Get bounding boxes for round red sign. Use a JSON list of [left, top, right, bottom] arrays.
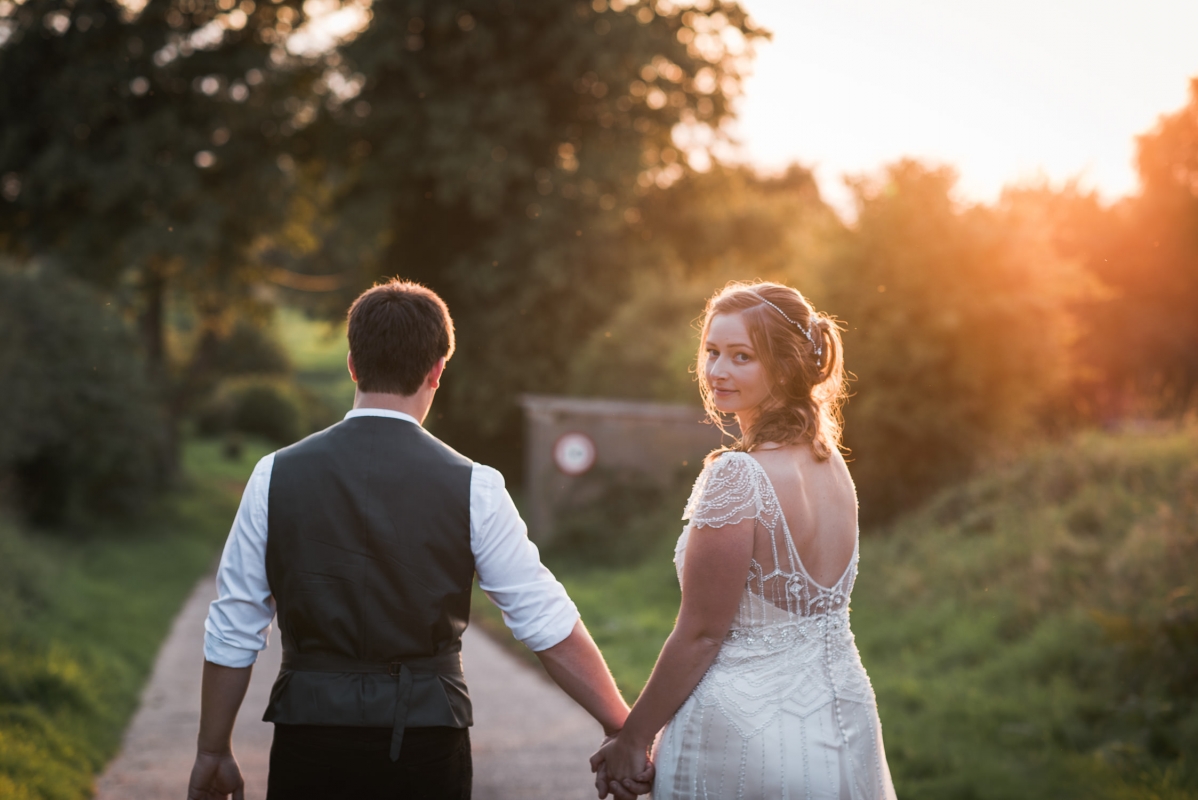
[[553, 432, 596, 476]]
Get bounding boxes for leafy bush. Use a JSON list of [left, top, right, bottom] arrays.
[[194, 377, 336, 447], [0, 265, 165, 524], [205, 320, 292, 378]]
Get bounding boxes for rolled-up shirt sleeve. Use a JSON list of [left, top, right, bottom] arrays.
[[203, 453, 277, 668], [471, 464, 579, 652]]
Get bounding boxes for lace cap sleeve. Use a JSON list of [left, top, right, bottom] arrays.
[[682, 452, 764, 529]]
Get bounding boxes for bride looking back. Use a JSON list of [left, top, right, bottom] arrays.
[[592, 281, 897, 800]]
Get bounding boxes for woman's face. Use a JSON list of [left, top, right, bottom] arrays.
[[703, 312, 770, 424]]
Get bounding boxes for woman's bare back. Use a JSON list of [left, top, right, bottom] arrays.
[[748, 444, 858, 588]]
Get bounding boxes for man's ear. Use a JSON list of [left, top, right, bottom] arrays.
[[347, 352, 358, 383], [427, 357, 446, 390]]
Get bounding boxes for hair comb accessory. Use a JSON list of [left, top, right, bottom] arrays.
[[759, 298, 823, 365]]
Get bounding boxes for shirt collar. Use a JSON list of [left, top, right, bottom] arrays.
[[344, 408, 421, 427]]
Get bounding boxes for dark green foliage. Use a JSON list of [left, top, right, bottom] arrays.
[[0, 0, 312, 380], [194, 376, 336, 446], [295, 0, 764, 467], [204, 320, 292, 378], [0, 265, 165, 524], [226, 381, 301, 446], [0, 438, 270, 799]]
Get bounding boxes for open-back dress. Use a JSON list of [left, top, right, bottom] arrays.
[[652, 451, 897, 800]]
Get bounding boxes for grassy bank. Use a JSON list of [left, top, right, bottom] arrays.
[[856, 428, 1197, 799], [0, 439, 270, 800], [500, 427, 1197, 800]]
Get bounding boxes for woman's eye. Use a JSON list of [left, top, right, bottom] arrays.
[[706, 349, 718, 359], [734, 353, 750, 362]]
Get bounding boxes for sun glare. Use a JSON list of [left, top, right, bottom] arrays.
[[734, 0, 1198, 214]]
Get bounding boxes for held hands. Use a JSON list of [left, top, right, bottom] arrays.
[[590, 732, 655, 800], [186, 750, 245, 800]]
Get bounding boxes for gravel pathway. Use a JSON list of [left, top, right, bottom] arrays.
[[94, 575, 605, 799]]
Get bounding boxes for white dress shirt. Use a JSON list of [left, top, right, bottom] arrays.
[[203, 408, 580, 668]]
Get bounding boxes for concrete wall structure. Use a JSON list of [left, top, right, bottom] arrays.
[[520, 394, 726, 544]]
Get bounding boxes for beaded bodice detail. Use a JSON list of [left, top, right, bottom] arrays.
[[675, 451, 876, 737]]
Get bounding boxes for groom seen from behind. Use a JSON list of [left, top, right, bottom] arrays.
[[186, 279, 649, 799]]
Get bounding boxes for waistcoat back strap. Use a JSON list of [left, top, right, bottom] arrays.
[[281, 650, 464, 761]]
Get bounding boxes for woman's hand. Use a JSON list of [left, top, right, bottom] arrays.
[[590, 732, 654, 799]]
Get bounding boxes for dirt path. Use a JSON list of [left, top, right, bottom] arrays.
[[94, 575, 605, 800]]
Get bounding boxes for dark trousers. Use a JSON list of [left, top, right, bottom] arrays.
[[266, 724, 471, 800]]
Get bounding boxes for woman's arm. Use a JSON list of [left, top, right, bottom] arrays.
[[591, 516, 755, 789]]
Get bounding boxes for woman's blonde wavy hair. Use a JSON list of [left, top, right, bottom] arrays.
[[698, 281, 848, 464]]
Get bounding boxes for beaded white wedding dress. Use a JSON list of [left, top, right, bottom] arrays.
[[652, 452, 897, 800]]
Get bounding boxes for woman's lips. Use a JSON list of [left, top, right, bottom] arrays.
[[712, 387, 737, 397]]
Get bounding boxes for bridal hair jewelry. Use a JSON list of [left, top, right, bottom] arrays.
[[759, 298, 823, 365]]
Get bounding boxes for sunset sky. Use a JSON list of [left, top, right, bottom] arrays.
[[732, 0, 1198, 213]]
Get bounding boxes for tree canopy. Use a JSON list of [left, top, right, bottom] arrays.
[[287, 0, 764, 459], [0, 0, 312, 367]]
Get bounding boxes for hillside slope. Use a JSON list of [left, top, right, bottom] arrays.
[[853, 427, 1198, 799]]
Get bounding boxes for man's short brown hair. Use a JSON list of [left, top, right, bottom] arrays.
[[346, 279, 455, 395]]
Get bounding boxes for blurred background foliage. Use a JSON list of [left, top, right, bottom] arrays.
[[3, 0, 1195, 524], [0, 263, 164, 525], [1, 0, 1198, 793]]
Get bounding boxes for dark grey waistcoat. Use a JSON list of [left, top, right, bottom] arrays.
[[262, 415, 475, 760]]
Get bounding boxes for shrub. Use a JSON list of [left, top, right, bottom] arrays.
[[206, 320, 292, 378], [194, 377, 336, 447], [0, 264, 165, 524]]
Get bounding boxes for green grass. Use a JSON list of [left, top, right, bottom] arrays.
[[854, 428, 1198, 799], [0, 438, 272, 800], [499, 427, 1198, 800]]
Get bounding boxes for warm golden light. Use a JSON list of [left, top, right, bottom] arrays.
[[734, 0, 1198, 213]]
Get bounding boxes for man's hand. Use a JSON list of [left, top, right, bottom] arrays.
[[191, 661, 252, 799], [186, 750, 245, 800]]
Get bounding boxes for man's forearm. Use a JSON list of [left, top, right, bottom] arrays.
[[534, 620, 630, 735], [197, 661, 253, 754]]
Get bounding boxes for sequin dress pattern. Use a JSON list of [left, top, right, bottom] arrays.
[[653, 452, 897, 800]]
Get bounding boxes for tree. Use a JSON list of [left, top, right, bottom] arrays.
[[1073, 78, 1198, 415], [823, 161, 1078, 523], [293, 0, 765, 467], [0, 0, 314, 433], [566, 163, 840, 404]]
